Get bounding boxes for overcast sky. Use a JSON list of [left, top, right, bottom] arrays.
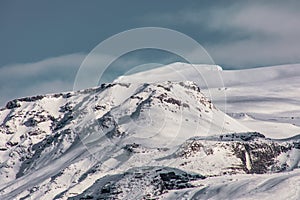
[[0, 0, 300, 106]]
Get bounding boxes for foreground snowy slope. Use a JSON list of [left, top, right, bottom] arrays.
[[0, 81, 247, 198], [0, 64, 299, 199]]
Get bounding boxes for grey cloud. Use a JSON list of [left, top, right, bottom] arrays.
[[207, 3, 300, 67], [0, 51, 181, 106], [142, 1, 300, 68], [0, 53, 85, 106]]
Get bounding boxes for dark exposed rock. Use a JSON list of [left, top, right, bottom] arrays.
[[18, 95, 45, 102], [157, 84, 171, 91], [94, 105, 106, 110], [293, 142, 300, 149], [130, 95, 143, 100], [59, 102, 73, 112], [69, 167, 205, 200], [164, 97, 182, 107], [159, 171, 202, 190], [16, 129, 75, 179], [63, 93, 72, 98], [219, 132, 266, 141], [79, 195, 94, 199], [123, 143, 140, 153], [53, 93, 63, 98], [232, 140, 292, 174], [179, 81, 201, 92], [156, 93, 167, 103], [239, 132, 265, 141], [6, 100, 21, 109], [52, 112, 74, 131], [24, 118, 37, 127], [178, 132, 299, 174], [28, 129, 45, 136], [100, 83, 116, 89], [101, 182, 111, 194], [6, 141, 18, 147], [118, 83, 131, 88]]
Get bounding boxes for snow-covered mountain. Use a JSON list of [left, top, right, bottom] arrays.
[[0, 63, 300, 199], [116, 62, 300, 138]]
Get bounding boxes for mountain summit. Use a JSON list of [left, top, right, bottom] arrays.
[[0, 80, 299, 199]]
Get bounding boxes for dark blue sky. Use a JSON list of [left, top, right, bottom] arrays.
[[0, 0, 300, 105], [1, 0, 299, 67], [1, 0, 207, 66]]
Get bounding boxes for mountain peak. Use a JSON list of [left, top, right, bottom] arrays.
[[0, 80, 299, 199]]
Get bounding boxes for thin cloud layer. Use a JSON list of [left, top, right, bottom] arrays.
[[0, 51, 181, 106], [143, 1, 300, 67], [0, 53, 85, 106]]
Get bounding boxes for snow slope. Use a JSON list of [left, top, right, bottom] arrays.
[[116, 62, 300, 138], [0, 63, 299, 199]]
